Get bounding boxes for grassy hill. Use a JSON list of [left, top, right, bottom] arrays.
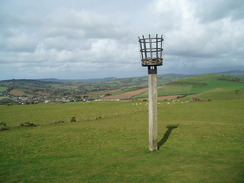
[[132, 74, 244, 101], [0, 102, 146, 128], [0, 100, 243, 182], [1, 71, 243, 182], [0, 76, 180, 104], [218, 70, 244, 77], [1, 71, 244, 103], [190, 88, 244, 101]]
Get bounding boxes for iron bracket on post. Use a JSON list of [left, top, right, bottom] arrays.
[[148, 66, 157, 74]]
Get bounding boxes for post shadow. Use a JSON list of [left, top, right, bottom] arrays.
[[157, 124, 179, 149]]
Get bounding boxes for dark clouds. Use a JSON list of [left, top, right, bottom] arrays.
[[150, 0, 244, 74], [0, 0, 244, 79]]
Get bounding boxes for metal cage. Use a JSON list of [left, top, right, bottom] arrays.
[[138, 34, 164, 67]]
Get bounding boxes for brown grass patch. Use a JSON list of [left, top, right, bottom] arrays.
[[101, 88, 148, 100], [9, 89, 26, 96]]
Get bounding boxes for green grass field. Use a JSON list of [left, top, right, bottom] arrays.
[[0, 86, 8, 93], [0, 102, 147, 127], [132, 74, 244, 100], [0, 100, 243, 182]]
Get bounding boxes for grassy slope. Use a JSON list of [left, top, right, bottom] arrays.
[[0, 102, 146, 127], [185, 88, 244, 101], [0, 76, 180, 98], [101, 76, 179, 96], [0, 100, 243, 183], [132, 74, 244, 100]]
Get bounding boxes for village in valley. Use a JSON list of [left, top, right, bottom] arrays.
[[0, 70, 243, 105]]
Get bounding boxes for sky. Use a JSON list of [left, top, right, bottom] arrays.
[[0, 0, 244, 80]]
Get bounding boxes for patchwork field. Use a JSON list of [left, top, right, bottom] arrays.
[[132, 74, 244, 100], [1, 73, 244, 104], [0, 100, 243, 182], [101, 87, 148, 100]]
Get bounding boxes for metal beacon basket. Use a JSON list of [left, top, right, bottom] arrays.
[[138, 34, 164, 67]]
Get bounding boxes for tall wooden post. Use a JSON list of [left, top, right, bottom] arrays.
[[138, 34, 164, 151], [148, 66, 158, 151]]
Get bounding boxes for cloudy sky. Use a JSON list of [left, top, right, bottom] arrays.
[[0, 0, 244, 80]]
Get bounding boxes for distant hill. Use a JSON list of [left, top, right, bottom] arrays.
[[158, 73, 192, 78], [1, 71, 243, 104], [38, 78, 59, 82], [77, 77, 117, 83], [217, 70, 244, 77], [35, 70, 243, 84]]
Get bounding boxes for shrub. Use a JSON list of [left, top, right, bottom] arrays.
[[0, 122, 9, 131], [19, 122, 37, 127], [96, 116, 102, 120], [55, 120, 64, 124], [71, 117, 76, 122]]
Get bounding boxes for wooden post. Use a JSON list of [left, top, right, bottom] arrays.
[[138, 34, 164, 151], [148, 66, 158, 151]]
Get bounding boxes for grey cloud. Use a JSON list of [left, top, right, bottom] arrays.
[[0, 32, 38, 52], [43, 9, 129, 40], [150, 0, 244, 72], [0, 0, 244, 80], [194, 0, 244, 23]]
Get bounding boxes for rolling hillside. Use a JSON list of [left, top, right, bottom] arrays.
[[0, 71, 244, 104], [0, 70, 243, 182], [131, 74, 244, 101]]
